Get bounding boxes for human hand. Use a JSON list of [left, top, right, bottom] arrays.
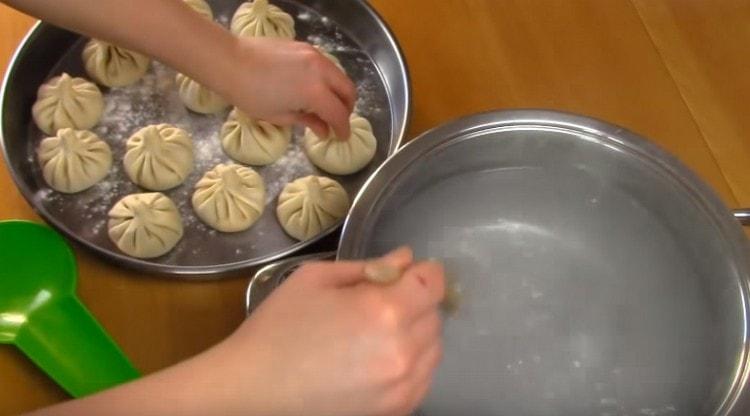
[[10, 0, 356, 139], [222, 247, 445, 416], [215, 36, 357, 139], [23, 247, 443, 416]]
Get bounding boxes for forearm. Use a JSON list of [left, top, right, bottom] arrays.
[[24, 337, 263, 416], [5, 0, 357, 153], [3, 0, 238, 95]]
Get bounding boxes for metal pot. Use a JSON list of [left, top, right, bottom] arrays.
[[248, 110, 750, 415]]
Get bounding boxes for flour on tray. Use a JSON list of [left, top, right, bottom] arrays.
[[28, 2, 390, 266]]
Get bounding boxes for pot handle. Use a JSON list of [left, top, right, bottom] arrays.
[[735, 209, 750, 226], [245, 252, 336, 315]]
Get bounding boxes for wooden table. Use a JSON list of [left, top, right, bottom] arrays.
[[1, 1, 748, 413]]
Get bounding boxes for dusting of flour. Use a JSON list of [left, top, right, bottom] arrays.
[[35, 60, 318, 237], [28, 1, 390, 267]]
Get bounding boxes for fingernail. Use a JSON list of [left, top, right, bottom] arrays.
[[391, 245, 412, 257], [381, 246, 411, 263], [364, 261, 401, 285]]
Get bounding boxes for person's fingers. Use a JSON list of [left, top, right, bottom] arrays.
[[412, 342, 443, 389], [240, 108, 297, 128], [308, 85, 351, 140], [301, 247, 414, 288], [294, 112, 329, 138], [363, 246, 413, 285], [404, 341, 443, 412], [298, 260, 366, 287], [380, 246, 414, 269], [406, 310, 442, 357], [387, 260, 446, 319], [324, 65, 357, 114]]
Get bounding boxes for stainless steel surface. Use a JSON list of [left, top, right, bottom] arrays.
[[0, 0, 410, 276], [245, 251, 334, 315], [735, 209, 750, 226], [243, 110, 750, 414], [338, 110, 750, 415]]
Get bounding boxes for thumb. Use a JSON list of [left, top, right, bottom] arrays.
[[364, 246, 414, 284], [309, 246, 414, 287]]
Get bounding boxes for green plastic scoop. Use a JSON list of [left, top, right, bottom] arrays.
[[0, 220, 139, 397]]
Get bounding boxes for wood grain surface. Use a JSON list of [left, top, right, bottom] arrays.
[[1, 1, 748, 413]]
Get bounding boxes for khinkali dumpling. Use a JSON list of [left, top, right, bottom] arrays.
[[230, 0, 295, 39], [192, 163, 266, 232], [124, 124, 194, 190], [37, 128, 112, 193], [175, 73, 228, 114], [277, 175, 349, 241], [220, 108, 291, 166], [183, 0, 213, 19], [108, 192, 183, 258], [32, 73, 103, 135], [303, 113, 377, 175], [82, 39, 150, 87]]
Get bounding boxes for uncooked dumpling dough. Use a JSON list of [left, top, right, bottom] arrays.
[[37, 128, 112, 193], [220, 108, 291, 166], [230, 0, 295, 39], [32, 73, 104, 135], [192, 163, 266, 232], [124, 124, 194, 190], [277, 175, 349, 241], [303, 113, 377, 175], [175, 73, 228, 114], [108, 192, 183, 258], [82, 39, 150, 87], [183, 0, 213, 19]]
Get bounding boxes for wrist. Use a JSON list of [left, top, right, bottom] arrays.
[[201, 35, 265, 110], [195, 31, 245, 97], [206, 326, 293, 415]]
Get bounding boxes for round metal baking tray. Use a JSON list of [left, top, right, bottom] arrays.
[[0, 0, 410, 276]]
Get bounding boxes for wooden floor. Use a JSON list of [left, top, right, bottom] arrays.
[[1, 1, 748, 413]]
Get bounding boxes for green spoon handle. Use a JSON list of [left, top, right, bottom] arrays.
[[14, 295, 140, 397]]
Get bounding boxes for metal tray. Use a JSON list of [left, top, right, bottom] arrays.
[[0, 0, 409, 277]]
